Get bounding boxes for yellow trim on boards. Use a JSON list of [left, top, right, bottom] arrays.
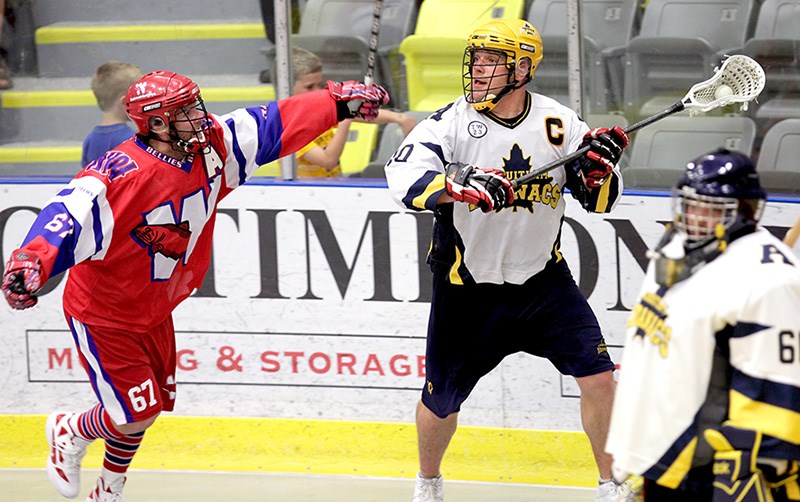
[[1, 87, 276, 109], [0, 415, 596, 487], [35, 24, 267, 45]]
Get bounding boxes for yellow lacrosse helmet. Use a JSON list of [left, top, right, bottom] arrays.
[[463, 19, 544, 111]]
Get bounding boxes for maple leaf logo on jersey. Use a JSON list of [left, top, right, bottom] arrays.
[[133, 221, 191, 260], [502, 144, 533, 174], [502, 144, 556, 214]]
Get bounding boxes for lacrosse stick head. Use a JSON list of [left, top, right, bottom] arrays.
[[682, 55, 765, 115]]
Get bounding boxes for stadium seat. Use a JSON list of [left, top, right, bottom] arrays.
[[585, 113, 630, 130], [253, 121, 379, 177], [413, 0, 526, 37], [339, 121, 380, 175], [755, 118, 800, 195], [357, 110, 431, 178], [400, 0, 526, 111], [622, 0, 757, 119], [622, 116, 757, 189], [264, 0, 419, 107], [585, 113, 631, 165], [526, 0, 641, 113], [742, 0, 800, 122]]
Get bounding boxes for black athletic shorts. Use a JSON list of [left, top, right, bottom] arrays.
[[421, 259, 615, 418]]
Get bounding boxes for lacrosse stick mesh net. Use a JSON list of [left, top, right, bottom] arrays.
[[685, 55, 765, 113]]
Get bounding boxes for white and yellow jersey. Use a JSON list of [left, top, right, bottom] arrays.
[[607, 228, 800, 488], [385, 93, 622, 285]]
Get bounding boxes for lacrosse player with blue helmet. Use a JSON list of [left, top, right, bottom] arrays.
[[607, 149, 800, 501]]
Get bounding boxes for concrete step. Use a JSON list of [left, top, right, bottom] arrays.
[[31, 0, 262, 26], [0, 122, 384, 179], [0, 141, 82, 177], [35, 22, 268, 77], [0, 75, 275, 143]]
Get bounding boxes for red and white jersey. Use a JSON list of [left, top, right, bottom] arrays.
[[19, 90, 338, 331]]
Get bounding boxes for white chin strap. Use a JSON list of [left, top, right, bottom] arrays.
[[177, 131, 209, 154]]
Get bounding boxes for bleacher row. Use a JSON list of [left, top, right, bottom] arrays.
[[0, 0, 798, 194]]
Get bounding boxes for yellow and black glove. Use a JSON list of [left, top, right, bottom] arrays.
[[704, 425, 772, 502]]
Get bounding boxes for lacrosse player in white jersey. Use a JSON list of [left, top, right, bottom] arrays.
[[384, 18, 632, 502], [607, 149, 800, 501]]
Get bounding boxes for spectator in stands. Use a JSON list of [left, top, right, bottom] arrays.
[[0, 0, 12, 89], [290, 46, 417, 177], [82, 61, 143, 166]]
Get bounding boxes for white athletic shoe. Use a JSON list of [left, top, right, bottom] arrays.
[[596, 477, 642, 502], [86, 476, 126, 502], [412, 472, 444, 502], [45, 411, 90, 498]]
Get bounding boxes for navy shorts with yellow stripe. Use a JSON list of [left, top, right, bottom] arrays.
[[421, 259, 615, 419]]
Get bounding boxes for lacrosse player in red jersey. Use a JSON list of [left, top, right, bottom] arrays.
[[607, 149, 800, 501], [384, 18, 632, 502], [2, 70, 388, 501]]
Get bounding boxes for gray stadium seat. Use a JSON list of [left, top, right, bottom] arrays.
[[622, 116, 757, 189], [756, 118, 800, 195], [526, 0, 641, 113], [742, 0, 800, 122], [585, 113, 630, 130], [264, 0, 418, 108], [623, 0, 757, 118], [357, 111, 430, 178]]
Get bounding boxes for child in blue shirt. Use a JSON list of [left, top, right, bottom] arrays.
[[81, 61, 143, 166]]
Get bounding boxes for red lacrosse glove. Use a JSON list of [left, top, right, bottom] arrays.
[[2, 248, 46, 310], [327, 80, 390, 121], [445, 162, 515, 213], [577, 126, 629, 188]]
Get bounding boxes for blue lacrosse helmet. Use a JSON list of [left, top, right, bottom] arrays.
[[673, 148, 766, 250]]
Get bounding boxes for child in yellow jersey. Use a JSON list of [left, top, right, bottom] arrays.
[[292, 47, 417, 177]]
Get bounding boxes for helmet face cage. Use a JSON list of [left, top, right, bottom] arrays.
[[673, 188, 740, 248], [462, 46, 518, 108], [126, 71, 212, 153], [463, 19, 543, 111], [167, 97, 213, 154], [672, 149, 766, 250]]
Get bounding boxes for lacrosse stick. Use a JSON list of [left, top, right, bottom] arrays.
[[347, 0, 384, 115], [784, 217, 800, 248], [511, 54, 766, 188]]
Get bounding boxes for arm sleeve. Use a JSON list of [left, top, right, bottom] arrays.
[[217, 89, 339, 188], [565, 168, 624, 213], [18, 175, 114, 279], [724, 269, 800, 457], [385, 119, 451, 212]]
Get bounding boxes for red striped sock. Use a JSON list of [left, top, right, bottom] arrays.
[[102, 431, 145, 474], [68, 403, 122, 441]]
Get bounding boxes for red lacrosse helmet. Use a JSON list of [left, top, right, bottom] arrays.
[[126, 71, 202, 136]]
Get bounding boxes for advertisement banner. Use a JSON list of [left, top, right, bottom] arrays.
[[1, 181, 797, 430]]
